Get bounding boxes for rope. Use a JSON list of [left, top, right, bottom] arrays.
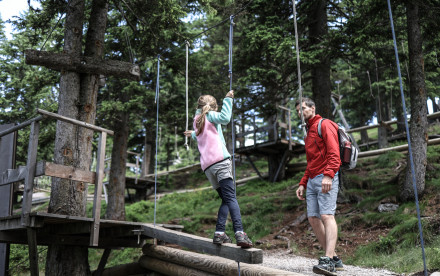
[[40, 0, 71, 51], [228, 15, 237, 190], [387, 1, 427, 275], [184, 41, 190, 150], [154, 54, 161, 227], [124, 25, 134, 63], [237, 261, 241, 276], [291, 0, 306, 137]]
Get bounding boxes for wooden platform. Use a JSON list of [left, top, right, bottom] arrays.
[[0, 212, 263, 264], [235, 139, 304, 156]]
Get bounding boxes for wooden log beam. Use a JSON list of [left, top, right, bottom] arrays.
[[358, 137, 440, 158], [141, 244, 304, 276], [139, 255, 219, 276], [25, 49, 140, 81], [141, 224, 263, 264], [347, 111, 440, 133]]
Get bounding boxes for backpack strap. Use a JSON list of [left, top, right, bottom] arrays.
[[317, 118, 326, 139]]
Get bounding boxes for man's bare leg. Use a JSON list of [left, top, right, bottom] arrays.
[[308, 216, 327, 252], [321, 214, 337, 257]]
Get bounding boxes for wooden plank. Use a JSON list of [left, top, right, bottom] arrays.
[[0, 231, 143, 248], [44, 162, 96, 184], [21, 121, 40, 227], [27, 228, 39, 276], [90, 132, 107, 246], [37, 109, 114, 135], [278, 122, 288, 129], [25, 49, 141, 81], [141, 224, 263, 264]]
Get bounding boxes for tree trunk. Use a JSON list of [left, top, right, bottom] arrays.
[[105, 90, 129, 220], [394, 91, 406, 134], [308, 0, 332, 119], [47, 0, 109, 274], [400, 1, 428, 201], [46, 0, 89, 274]]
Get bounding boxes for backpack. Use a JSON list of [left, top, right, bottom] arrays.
[[317, 119, 358, 170]]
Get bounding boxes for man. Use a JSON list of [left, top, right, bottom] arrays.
[[295, 97, 343, 276]]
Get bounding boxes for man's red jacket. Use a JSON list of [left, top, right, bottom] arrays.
[[299, 114, 341, 188]]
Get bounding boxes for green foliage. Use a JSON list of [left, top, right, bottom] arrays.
[[375, 151, 404, 168]]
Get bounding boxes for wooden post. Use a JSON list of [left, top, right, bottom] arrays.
[[26, 228, 38, 276], [94, 248, 111, 276], [21, 121, 40, 276], [90, 131, 107, 246], [22, 121, 40, 226]]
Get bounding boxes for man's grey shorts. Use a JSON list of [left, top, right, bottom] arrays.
[[306, 173, 339, 218], [205, 158, 233, 190]]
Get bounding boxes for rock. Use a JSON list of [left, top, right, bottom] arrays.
[[378, 203, 399, 213]]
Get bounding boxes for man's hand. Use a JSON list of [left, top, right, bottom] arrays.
[[296, 185, 305, 201], [183, 130, 193, 137], [226, 90, 234, 98], [322, 175, 333, 193]]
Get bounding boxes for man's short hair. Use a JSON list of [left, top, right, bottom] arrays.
[[295, 97, 315, 108]]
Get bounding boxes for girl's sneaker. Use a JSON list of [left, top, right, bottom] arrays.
[[235, 232, 253, 248], [213, 233, 232, 245]]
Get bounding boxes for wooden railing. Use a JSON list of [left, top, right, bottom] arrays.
[[234, 105, 295, 150], [0, 109, 113, 247]]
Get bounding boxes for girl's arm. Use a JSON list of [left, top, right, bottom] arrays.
[[207, 97, 233, 125]]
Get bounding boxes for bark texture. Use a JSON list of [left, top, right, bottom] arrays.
[[400, 1, 428, 201], [105, 90, 129, 220], [308, 0, 332, 119], [46, 0, 109, 274]]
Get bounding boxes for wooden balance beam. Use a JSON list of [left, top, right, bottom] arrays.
[[141, 224, 263, 264], [139, 244, 304, 276]]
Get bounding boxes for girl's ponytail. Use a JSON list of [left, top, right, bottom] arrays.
[[195, 95, 217, 136]]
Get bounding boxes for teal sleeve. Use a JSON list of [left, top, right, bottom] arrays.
[[206, 97, 233, 125], [191, 131, 197, 141]]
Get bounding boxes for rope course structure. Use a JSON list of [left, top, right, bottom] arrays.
[[149, 4, 254, 274]]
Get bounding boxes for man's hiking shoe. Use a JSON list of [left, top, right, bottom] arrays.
[[312, 256, 337, 276], [333, 256, 344, 271], [235, 232, 253, 248], [213, 233, 232, 245]]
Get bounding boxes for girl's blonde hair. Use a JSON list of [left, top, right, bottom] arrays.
[[195, 95, 218, 136]]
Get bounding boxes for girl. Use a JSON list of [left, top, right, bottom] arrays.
[[184, 90, 252, 248]]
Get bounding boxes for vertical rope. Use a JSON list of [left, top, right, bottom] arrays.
[[387, 2, 427, 275], [228, 15, 237, 190], [154, 54, 161, 227], [184, 41, 190, 150], [292, 0, 306, 136], [237, 261, 241, 276]]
